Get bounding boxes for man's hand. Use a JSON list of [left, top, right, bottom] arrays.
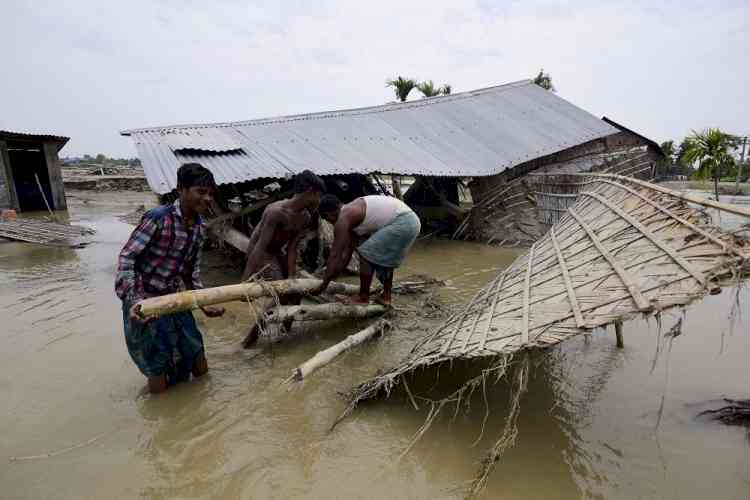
[[201, 305, 225, 318], [129, 303, 157, 323]]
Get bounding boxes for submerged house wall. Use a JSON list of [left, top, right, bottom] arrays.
[[467, 130, 664, 246]]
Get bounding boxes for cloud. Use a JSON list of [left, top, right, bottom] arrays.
[[1, 0, 748, 157]]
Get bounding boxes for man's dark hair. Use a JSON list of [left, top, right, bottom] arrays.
[[294, 169, 326, 194], [319, 194, 342, 213], [177, 163, 216, 190]]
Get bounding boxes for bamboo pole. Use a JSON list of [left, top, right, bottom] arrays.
[[596, 174, 750, 218], [614, 320, 624, 348], [289, 320, 390, 381], [266, 303, 387, 323], [136, 279, 361, 317], [521, 243, 535, 345], [568, 208, 652, 311]]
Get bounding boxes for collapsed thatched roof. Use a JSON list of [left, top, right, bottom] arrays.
[[342, 173, 750, 419]]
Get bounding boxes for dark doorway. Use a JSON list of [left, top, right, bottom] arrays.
[[9, 149, 55, 212]]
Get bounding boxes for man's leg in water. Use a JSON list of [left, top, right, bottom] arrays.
[[380, 272, 393, 305], [354, 256, 375, 304]]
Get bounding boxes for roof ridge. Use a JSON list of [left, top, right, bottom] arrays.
[[121, 79, 532, 135]]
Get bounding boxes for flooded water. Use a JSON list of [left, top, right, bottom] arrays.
[[1, 191, 749, 499]]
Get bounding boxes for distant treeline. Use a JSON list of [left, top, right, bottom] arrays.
[[62, 154, 141, 167]]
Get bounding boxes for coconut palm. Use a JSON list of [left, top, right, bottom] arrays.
[[386, 76, 418, 102], [417, 80, 452, 98], [682, 128, 738, 201], [533, 69, 555, 91]]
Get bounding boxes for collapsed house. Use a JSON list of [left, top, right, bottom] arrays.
[[0, 130, 69, 212], [121, 79, 663, 248]]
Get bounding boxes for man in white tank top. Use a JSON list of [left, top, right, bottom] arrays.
[[312, 194, 421, 305]]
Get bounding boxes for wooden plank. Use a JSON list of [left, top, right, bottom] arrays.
[[568, 208, 652, 311], [521, 243, 535, 344], [550, 226, 586, 328], [583, 191, 707, 287]]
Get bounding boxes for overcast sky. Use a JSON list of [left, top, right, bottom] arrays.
[[2, 0, 748, 157]]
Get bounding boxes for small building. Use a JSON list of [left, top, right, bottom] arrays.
[[0, 130, 69, 212]]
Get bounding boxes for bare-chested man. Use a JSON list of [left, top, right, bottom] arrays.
[[241, 170, 326, 347]]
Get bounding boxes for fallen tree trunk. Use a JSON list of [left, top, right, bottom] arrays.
[[290, 319, 390, 381], [266, 303, 387, 323], [136, 279, 361, 318]]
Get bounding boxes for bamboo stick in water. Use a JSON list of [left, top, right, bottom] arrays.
[[289, 320, 390, 381]]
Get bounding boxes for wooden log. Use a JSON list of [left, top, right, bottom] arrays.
[[207, 224, 250, 253], [205, 190, 292, 228], [266, 303, 387, 323], [290, 320, 390, 381], [136, 279, 361, 318]]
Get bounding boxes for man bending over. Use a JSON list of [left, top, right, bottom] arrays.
[[116, 163, 225, 394], [241, 169, 326, 347], [313, 194, 421, 305]]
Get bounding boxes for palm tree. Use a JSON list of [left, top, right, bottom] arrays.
[[386, 76, 418, 102], [533, 69, 555, 92], [682, 128, 737, 201], [417, 80, 452, 98]]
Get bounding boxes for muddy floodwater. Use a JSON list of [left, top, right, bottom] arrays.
[[2, 190, 749, 499]]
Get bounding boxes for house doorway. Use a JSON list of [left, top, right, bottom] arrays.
[[8, 148, 55, 212]]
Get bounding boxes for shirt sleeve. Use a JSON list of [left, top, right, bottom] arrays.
[[115, 216, 159, 303]]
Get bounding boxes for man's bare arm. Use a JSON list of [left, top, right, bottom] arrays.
[[242, 210, 279, 281], [313, 217, 353, 294]]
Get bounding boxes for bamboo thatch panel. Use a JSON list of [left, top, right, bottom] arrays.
[[345, 174, 750, 407], [0, 219, 94, 246]]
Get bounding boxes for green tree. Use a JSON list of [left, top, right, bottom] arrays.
[[95, 153, 107, 163], [657, 140, 675, 178], [417, 80, 452, 97], [682, 128, 737, 201], [386, 76, 418, 102], [533, 69, 555, 92]]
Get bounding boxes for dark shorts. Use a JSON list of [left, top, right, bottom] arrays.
[[122, 301, 205, 384]]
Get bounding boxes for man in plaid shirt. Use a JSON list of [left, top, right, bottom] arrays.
[[116, 163, 224, 394]]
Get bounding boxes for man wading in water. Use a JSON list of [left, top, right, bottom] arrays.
[[241, 170, 326, 348], [312, 194, 421, 305], [116, 163, 225, 394]]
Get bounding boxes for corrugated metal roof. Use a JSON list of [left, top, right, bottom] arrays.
[[121, 80, 619, 194], [0, 130, 69, 150]]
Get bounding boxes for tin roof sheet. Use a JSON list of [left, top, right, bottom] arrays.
[[121, 80, 619, 194]]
